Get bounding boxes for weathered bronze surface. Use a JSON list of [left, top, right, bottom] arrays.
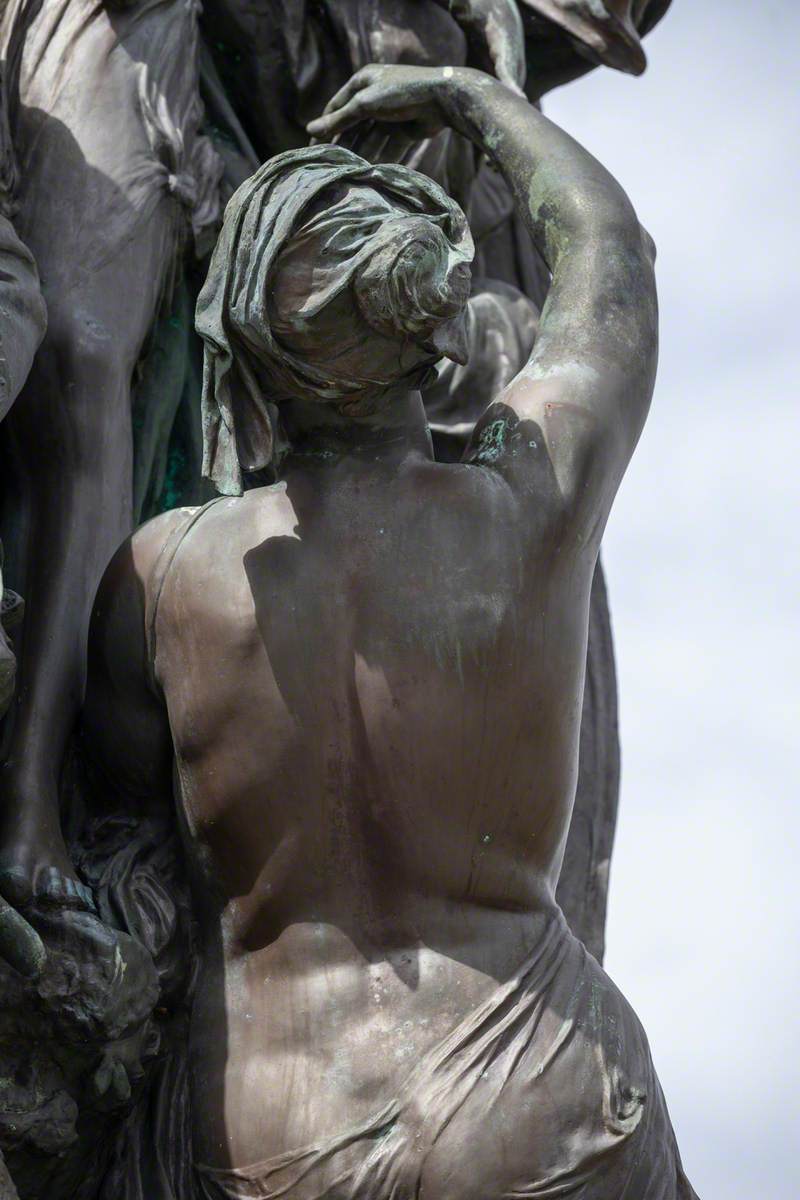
[[0, 3, 693, 1197], [88, 61, 690, 1200]]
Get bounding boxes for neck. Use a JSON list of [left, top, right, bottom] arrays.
[[281, 389, 433, 466]]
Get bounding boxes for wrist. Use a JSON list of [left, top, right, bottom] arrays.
[[441, 69, 505, 142]]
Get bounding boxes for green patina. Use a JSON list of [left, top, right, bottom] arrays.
[[473, 417, 508, 463], [161, 441, 189, 512]]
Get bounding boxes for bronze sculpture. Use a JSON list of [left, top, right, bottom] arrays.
[[0, 200, 45, 978], [0, 0, 667, 938], [77, 65, 695, 1196], [0, 205, 44, 714], [0, 0, 523, 915], [0, 0, 220, 911], [0, 4, 697, 1196]]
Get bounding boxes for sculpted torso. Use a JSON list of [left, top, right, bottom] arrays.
[[151, 453, 586, 1167], [83, 66, 695, 1198]]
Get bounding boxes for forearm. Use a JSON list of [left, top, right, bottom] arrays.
[[306, 62, 657, 538], [445, 73, 643, 270]]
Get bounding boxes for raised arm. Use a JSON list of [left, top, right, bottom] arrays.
[[308, 65, 657, 549]]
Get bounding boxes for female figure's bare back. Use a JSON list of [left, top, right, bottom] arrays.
[[136, 449, 593, 1155], [84, 66, 695, 1199]]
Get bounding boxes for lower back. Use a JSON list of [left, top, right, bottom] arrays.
[[189, 901, 557, 1171]]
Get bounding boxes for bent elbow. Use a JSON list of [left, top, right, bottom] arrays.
[[639, 223, 657, 265]]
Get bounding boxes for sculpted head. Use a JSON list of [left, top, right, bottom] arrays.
[[523, 0, 649, 74], [196, 146, 474, 495]]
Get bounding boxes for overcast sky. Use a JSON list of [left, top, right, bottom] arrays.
[[547, 4, 799, 1196]]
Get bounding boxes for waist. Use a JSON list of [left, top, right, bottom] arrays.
[[193, 906, 683, 1200], [189, 900, 561, 1167], [183, 810, 566, 957], [195, 879, 558, 974]]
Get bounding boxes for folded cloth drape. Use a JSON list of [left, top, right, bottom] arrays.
[[195, 145, 473, 495], [196, 910, 698, 1200]]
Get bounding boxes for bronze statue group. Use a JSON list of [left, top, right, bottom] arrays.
[[0, 3, 698, 1198]]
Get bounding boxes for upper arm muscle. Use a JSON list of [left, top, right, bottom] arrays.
[[466, 223, 657, 549]]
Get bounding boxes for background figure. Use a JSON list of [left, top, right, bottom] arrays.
[[0, 69, 166, 1195], [0, 206, 45, 716], [0, 89, 46, 1196], [0, 0, 221, 906], [0, 201, 47, 981], [0, 72, 47, 960]]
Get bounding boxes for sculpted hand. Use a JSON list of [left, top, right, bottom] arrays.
[[0, 887, 46, 978], [307, 64, 486, 143], [432, 0, 525, 94]]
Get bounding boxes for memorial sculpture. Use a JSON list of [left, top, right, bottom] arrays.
[[0, 0, 220, 914], [0, 146, 45, 965], [82, 63, 695, 1197], [0, 3, 694, 1198], [0, 209, 44, 725], [0, 0, 668, 943]]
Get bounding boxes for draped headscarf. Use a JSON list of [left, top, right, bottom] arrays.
[[196, 145, 474, 495]]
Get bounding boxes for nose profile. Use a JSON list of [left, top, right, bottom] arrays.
[[522, 0, 648, 76], [431, 311, 470, 367]]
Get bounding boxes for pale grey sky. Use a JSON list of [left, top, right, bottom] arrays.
[[548, 4, 800, 1196]]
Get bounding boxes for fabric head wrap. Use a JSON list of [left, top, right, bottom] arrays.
[[196, 145, 474, 495]]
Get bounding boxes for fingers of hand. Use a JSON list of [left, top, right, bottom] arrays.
[[308, 90, 376, 139], [0, 894, 46, 979], [322, 66, 381, 117]]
